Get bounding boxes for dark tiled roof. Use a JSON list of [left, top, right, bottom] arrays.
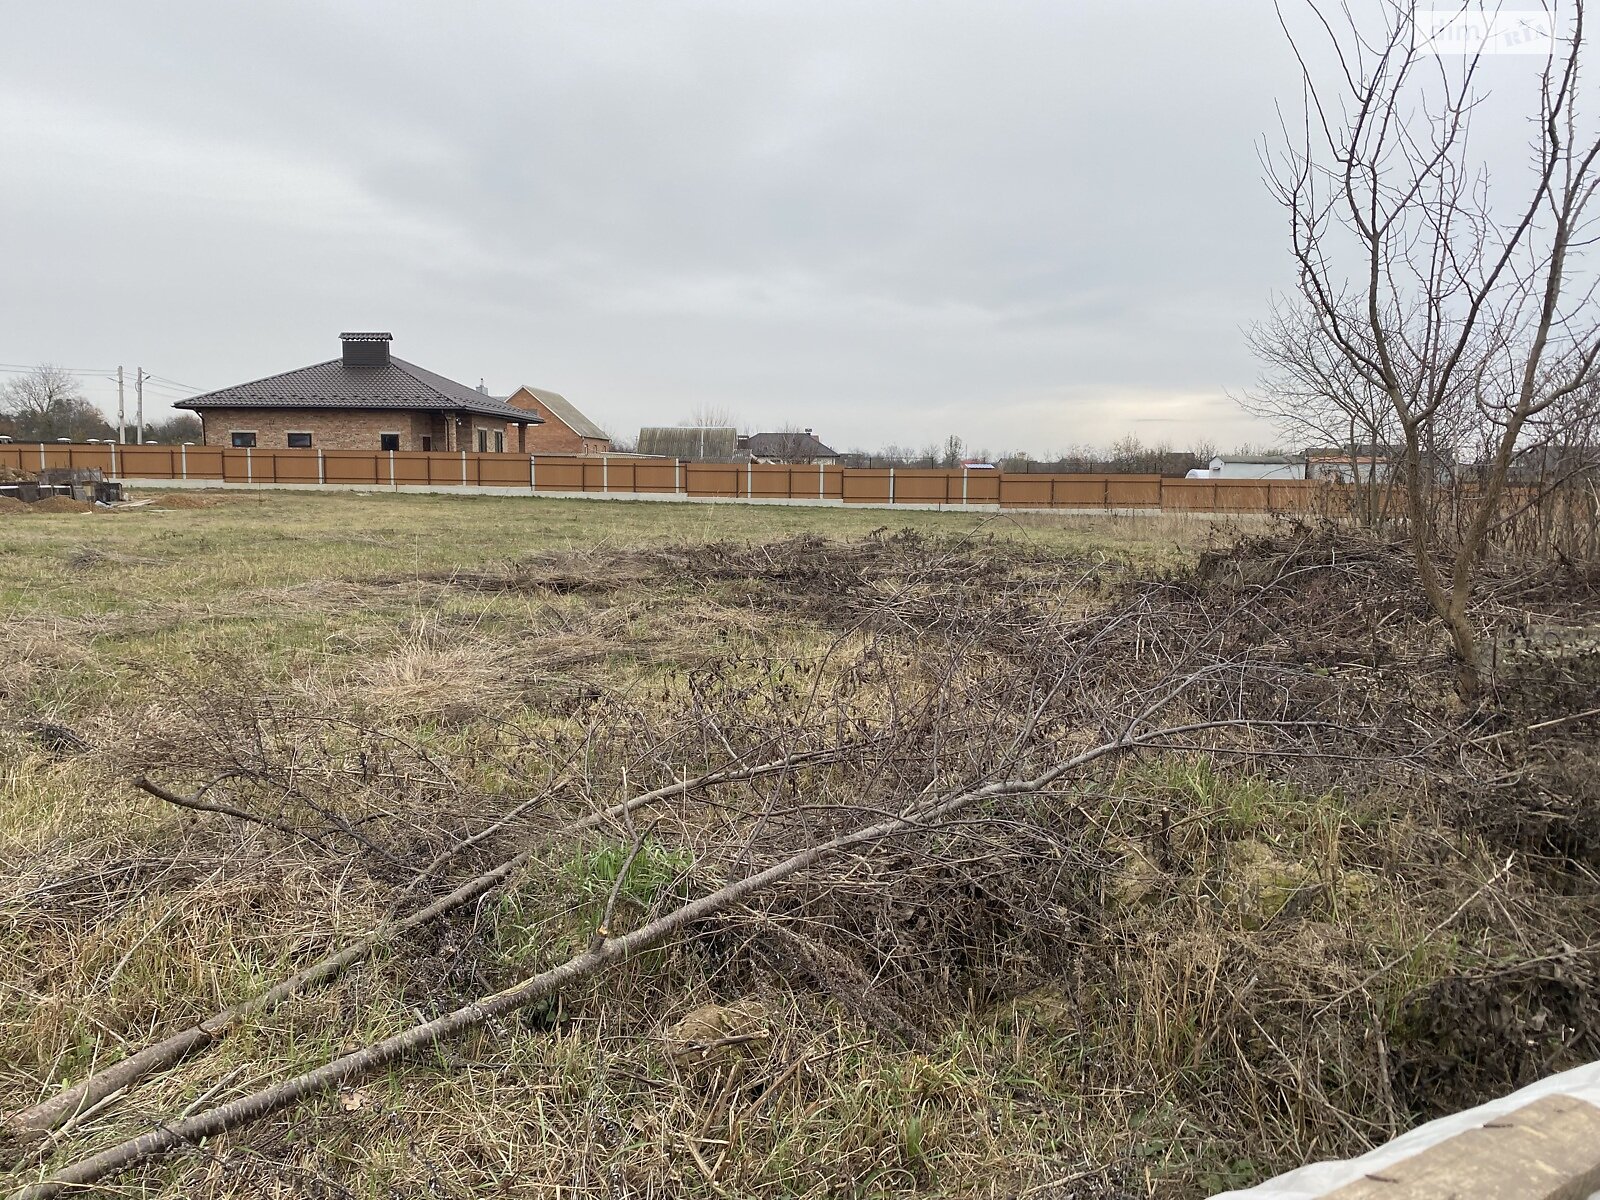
[[744, 431, 837, 459], [176, 357, 541, 424], [508, 386, 609, 440]]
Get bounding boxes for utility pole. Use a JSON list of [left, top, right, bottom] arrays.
[[135, 368, 145, 444], [117, 366, 125, 444]]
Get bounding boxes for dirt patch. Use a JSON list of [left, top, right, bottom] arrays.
[[0, 496, 29, 514], [28, 496, 95, 514], [147, 492, 227, 509]]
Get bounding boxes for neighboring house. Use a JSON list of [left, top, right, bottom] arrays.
[[637, 427, 741, 461], [1304, 444, 1402, 483], [502, 386, 610, 454], [738, 429, 838, 465], [1505, 444, 1600, 484], [1305, 443, 1463, 483], [176, 332, 541, 453], [1190, 455, 1308, 481]]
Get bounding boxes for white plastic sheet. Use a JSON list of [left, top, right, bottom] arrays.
[[1210, 1059, 1600, 1199]]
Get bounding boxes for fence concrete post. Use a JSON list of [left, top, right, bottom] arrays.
[[460, 450, 467, 487], [962, 468, 968, 505], [603, 455, 609, 493], [39, 443, 46, 471], [246, 447, 253, 484], [389, 449, 396, 489], [530, 455, 536, 491], [675, 460, 682, 495], [888, 468, 895, 504], [318, 449, 325, 485], [746, 460, 753, 498], [819, 461, 825, 500], [180, 443, 188, 480], [109, 441, 117, 479]]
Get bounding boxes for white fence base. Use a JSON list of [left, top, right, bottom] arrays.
[[109, 477, 1248, 518]]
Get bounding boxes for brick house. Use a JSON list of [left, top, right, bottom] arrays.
[[176, 333, 541, 453], [502, 386, 610, 454]]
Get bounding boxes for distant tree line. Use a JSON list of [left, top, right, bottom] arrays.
[[836, 435, 1280, 475], [0, 364, 201, 443]]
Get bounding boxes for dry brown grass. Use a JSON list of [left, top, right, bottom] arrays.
[[1, 498, 1596, 1198]]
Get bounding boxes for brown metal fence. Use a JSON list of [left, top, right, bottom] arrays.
[[0, 443, 1339, 513]]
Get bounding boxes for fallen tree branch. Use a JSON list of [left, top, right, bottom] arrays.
[[3, 742, 872, 1146], [133, 775, 307, 845], [7, 717, 1299, 1200]]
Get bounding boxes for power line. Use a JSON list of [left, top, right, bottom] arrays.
[[147, 374, 203, 392]]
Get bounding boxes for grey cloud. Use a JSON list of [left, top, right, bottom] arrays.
[[1, 0, 1317, 452]]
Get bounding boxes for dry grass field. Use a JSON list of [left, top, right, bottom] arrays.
[[2, 491, 1596, 1198]]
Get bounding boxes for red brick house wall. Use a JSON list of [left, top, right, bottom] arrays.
[[193, 409, 519, 453], [503, 389, 610, 455]]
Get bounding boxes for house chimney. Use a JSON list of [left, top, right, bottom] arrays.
[[477, 379, 488, 395], [340, 331, 392, 366]]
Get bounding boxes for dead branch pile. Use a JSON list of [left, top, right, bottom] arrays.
[[3, 525, 1597, 1197]]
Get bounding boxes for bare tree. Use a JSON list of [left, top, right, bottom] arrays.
[[0, 365, 111, 442], [1269, 0, 1600, 693], [683, 403, 739, 430]]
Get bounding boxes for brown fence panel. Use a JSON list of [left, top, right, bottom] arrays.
[[182, 446, 224, 480], [611, 459, 640, 492], [65, 445, 117, 474], [320, 451, 381, 486], [882, 469, 948, 504], [841, 469, 891, 504], [634, 460, 679, 493], [999, 475, 1054, 507], [532, 456, 584, 491], [687, 462, 740, 498], [956, 470, 999, 503], [257, 450, 319, 484], [1267, 481, 1312, 513], [474, 453, 526, 487], [0, 442, 1410, 516], [1105, 476, 1162, 507], [389, 452, 431, 486], [1211, 481, 1271, 511], [128, 446, 182, 480], [745, 464, 790, 498], [1159, 480, 1217, 511]]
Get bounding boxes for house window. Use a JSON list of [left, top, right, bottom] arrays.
[[421, 436, 433, 452], [230, 431, 257, 449], [286, 432, 313, 448], [493, 430, 505, 453], [476, 429, 489, 453], [380, 433, 401, 451]]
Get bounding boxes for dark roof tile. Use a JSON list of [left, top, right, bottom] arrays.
[[176, 357, 540, 424]]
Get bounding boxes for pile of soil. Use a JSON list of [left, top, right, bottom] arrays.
[[150, 492, 223, 509], [0, 465, 35, 483], [0, 496, 29, 514], [29, 496, 95, 514]]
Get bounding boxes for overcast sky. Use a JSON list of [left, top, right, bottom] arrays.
[[0, 2, 1544, 455]]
